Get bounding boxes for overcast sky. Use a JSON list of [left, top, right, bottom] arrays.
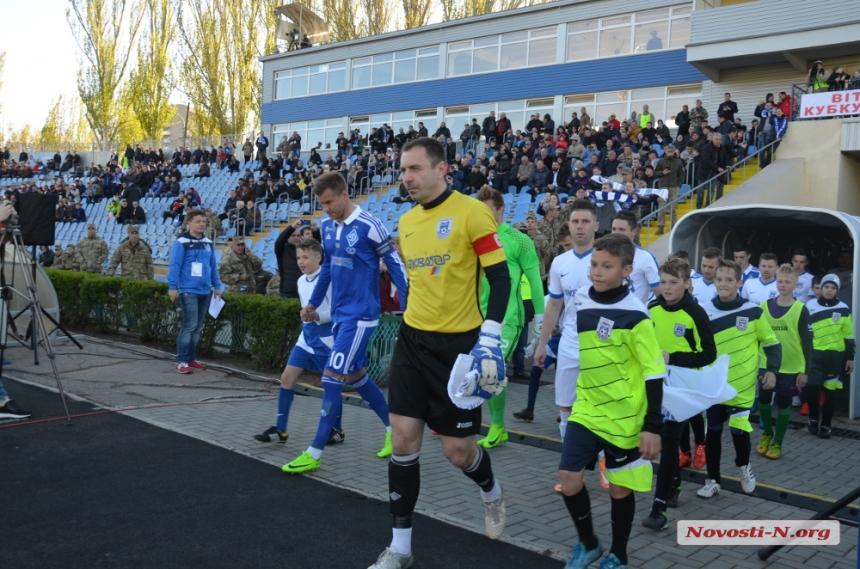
[[1, 0, 81, 135]]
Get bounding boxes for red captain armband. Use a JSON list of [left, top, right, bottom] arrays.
[[473, 232, 503, 257]]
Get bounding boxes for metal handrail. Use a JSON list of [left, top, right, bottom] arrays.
[[636, 138, 781, 230]]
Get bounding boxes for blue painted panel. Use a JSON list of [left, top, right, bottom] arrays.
[[262, 50, 706, 125]]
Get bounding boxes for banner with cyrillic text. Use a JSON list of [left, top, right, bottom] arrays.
[[798, 90, 860, 119]]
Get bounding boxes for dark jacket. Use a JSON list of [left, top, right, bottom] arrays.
[[648, 292, 717, 369], [698, 142, 733, 181], [718, 100, 738, 121], [274, 226, 321, 295], [481, 116, 497, 139]]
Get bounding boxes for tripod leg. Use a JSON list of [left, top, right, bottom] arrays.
[[38, 306, 84, 350]]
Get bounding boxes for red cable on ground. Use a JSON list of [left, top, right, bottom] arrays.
[[0, 396, 277, 429]]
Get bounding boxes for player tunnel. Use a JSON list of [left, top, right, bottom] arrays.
[[668, 205, 860, 420]]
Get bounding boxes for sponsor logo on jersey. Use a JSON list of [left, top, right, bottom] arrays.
[[769, 290, 778, 298], [833, 312, 841, 322], [437, 218, 453, 239], [736, 316, 749, 331], [346, 247, 356, 255], [346, 229, 359, 247], [408, 254, 451, 269], [597, 316, 614, 341], [674, 323, 686, 337], [333, 257, 354, 269], [430, 265, 442, 275]]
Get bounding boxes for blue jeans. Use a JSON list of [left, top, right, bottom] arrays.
[[0, 378, 8, 401], [176, 292, 211, 363]]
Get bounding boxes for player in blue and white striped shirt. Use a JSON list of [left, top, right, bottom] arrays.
[[284, 172, 408, 474]]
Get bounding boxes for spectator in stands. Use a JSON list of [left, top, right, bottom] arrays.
[[242, 138, 254, 163], [289, 131, 302, 157], [776, 92, 792, 118], [690, 99, 709, 132], [227, 154, 240, 173], [526, 159, 551, 197], [194, 161, 210, 178], [718, 93, 738, 121], [646, 29, 663, 50], [129, 201, 146, 224], [72, 202, 87, 223], [696, 133, 733, 209], [465, 164, 486, 193], [850, 70, 860, 90], [39, 245, 55, 267], [274, 219, 321, 299], [654, 145, 686, 235], [482, 111, 497, 142], [809, 60, 828, 92], [761, 108, 788, 168], [245, 201, 262, 233], [602, 150, 620, 177], [826, 65, 850, 91], [512, 155, 534, 191], [229, 200, 247, 235], [256, 131, 269, 160], [77, 223, 109, 274]]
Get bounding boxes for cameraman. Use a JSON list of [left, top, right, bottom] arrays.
[[0, 202, 32, 419]]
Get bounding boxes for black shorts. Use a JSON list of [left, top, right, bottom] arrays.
[[808, 351, 843, 386], [388, 322, 481, 438]]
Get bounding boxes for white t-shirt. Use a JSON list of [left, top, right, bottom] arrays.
[[741, 276, 778, 304], [548, 247, 593, 340], [742, 264, 760, 283], [691, 275, 717, 304], [794, 271, 814, 301], [629, 245, 660, 305]]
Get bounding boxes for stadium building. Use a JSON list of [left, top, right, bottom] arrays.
[[260, 0, 860, 152]]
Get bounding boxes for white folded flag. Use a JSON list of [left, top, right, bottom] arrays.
[[661, 355, 736, 422], [590, 175, 669, 201]]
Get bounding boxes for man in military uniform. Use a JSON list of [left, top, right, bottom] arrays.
[[536, 202, 564, 258], [524, 213, 552, 283], [55, 244, 81, 271], [105, 225, 154, 280], [218, 239, 263, 294], [266, 272, 281, 296], [203, 208, 222, 239], [76, 223, 109, 274]]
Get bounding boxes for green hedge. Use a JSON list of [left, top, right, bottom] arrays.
[[45, 269, 302, 371]]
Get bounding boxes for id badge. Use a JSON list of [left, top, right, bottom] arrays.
[[191, 262, 203, 277]]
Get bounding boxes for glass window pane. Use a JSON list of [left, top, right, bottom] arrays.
[[372, 62, 393, 86], [504, 111, 525, 133], [527, 97, 554, 108], [419, 46, 439, 55], [324, 127, 341, 150], [371, 113, 391, 124], [498, 100, 524, 111], [275, 78, 291, 100], [475, 35, 499, 48], [395, 49, 416, 60], [565, 94, 594, 105], [327, 118, 343, 126], [472, 46, 498, 73], [394, 59, 416, 83], [328, 69, 345, 92], [632, 100, 663, 127], [528, 37, 557, 66], [309, 72, 326, 95], [567, 31, 597, 61], [309, 65, 322, 74], [293, 67, 308, 76], [602, 15, 631, 27], [597, 91, 628, 104], [449, 40, 472, 51], [308, 120, 325, 129], [416, 55, 438, 80], [632, 88, 664, 100], [530, 26, 556, 38], [353, 57, 372, 67], [599, 28, 631, 57], [635, 21, 668, 53], [374, 53, 393, 63], [291, 74, 308, 97], [673, 6, 692, 16], [670, 17, 691, 49], [353, 66, 371, 89], [329, 61, 346, 70], [568, 19, 598, 33], [393, 111, 413, 121], [501, 31, 528, 43], [667, 83, 702, 96], [500, 42, 527, 69], [306, 129, 325, 151], [471, 103, 495, 115], [636, 8, 670, 23], [448, 51, 471, 76]]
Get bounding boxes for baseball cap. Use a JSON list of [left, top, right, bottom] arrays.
[[525, 212, 536, 220], [127, 225, 139, 234]]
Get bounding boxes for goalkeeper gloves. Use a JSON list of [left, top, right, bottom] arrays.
[[467, 320, 507, 397], [523, 314, 543, 359]]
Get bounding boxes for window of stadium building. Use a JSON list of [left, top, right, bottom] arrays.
[[274, 62, 347, 100], [351, 47, 440, 90], [272, 119, 345, 151], [445, 98, 554, 134], [563, 83, 701, 129], [447, 27, 558, 77], [350, 110, 439, 140], [566, 5, 691, 62]]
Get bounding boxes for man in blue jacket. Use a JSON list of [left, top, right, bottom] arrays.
[[168, 209, 223, 374], [761, 108, 788, 168]]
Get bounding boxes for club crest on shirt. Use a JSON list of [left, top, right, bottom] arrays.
[[769, 290, 778, 299], [437, 218, 453, 239], [833, 312, 841, 322], [736, 316, 749, 331], [596, 317, 614, 341], [674, 323, 686, 337], [346, 229, 359, 247]]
